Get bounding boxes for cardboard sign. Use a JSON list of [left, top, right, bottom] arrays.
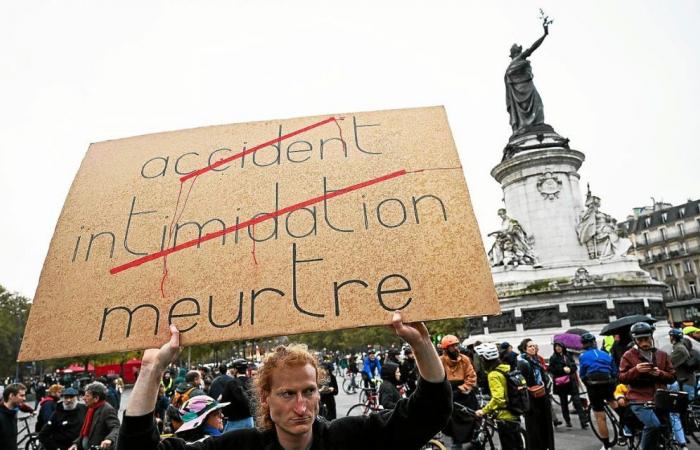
[[19, 106, 499, 361]]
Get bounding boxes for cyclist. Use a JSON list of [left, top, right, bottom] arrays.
[[440, 334, 478, 450], [669, 328, 696, 400], [361, 349, 382, 388], [474, 343, 524, 450], [579, 332, 618, 449], [619, 322, 675, 450]]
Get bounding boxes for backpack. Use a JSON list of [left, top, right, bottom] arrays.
[[171, 386, 195, 409], [686, 348, 700, 370], [495, 368, 530, 415]]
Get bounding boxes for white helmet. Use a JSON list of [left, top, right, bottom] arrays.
[[474, 343, 500, 361]]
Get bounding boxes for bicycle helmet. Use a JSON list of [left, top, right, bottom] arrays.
[[474, 343, 500, 361], [669, 328, 684, 340], [440, 335, 460, 348], [630, 322, 655, 339]]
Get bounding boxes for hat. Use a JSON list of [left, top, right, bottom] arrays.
[[62, 387, 79, 397], [499, 342, 511, 351], [683, 326, 700, 335], [175, 395, 229, 434]]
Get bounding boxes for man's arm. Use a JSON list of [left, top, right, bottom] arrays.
[[103, 406, 121, 446], [391, 312, 444, 382], [460, 357, 477, 392], [125, 325, 182, 416]]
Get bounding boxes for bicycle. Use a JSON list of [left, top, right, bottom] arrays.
[[419, 431, 447, 450], [346, 388, 381, 417], [628, 400, 686, 450], [17, 414, 42, 450], [684, 399, 700, 445]]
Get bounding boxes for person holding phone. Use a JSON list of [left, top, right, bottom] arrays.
[[619, 322, 675, 450]]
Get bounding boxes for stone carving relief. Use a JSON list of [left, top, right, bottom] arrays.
[[488, 209, 540, 268], [573, 267, 594, 287], [522, 306, 561, 330], [487, 311, 517, 333], [576, 186, 632, 259], [536, 171, 562, 200], [568, 302, 609, 326]]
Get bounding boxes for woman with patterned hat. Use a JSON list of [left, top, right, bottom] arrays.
[[175, 395, 230, 443]]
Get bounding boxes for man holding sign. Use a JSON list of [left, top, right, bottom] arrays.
[[117, 312, 451, 450]]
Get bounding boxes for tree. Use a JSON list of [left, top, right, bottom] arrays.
[[0, 284, 31, 379]]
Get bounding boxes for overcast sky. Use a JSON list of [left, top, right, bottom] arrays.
[[1, 1, 698, 298]]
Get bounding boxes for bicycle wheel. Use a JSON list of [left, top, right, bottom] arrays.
[[686, 405, 700, 445], [26, 435, 42, 450], [346, 402, 376, 417], [587, 405, 618, 446], [420, 439, 447, 450]]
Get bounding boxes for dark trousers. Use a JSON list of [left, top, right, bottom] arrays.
[[558, 392, 587, 426], [497, 420, 524, 450]]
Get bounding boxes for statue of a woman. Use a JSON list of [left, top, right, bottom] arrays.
[[505, 22, 549, 137]]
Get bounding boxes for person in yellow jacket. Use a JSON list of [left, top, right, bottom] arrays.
[[474, 343, 524, 450]]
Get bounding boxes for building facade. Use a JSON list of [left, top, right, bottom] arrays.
[[620, 199, 700, 322]]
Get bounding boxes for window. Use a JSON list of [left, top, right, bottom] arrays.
[[679, 208, 685, 218], [662, 212, 668, 223], [682, 242, 688, 254], [666, 265, 674, 276], [685, 260, 693, 273], [664, 246, 670, 257], [691, 282, 697, 298], [643, 232, 649, 245], [670, 284, 678, 299], [645, 217, 651, 227], [646, 250, 652, 261], [660, 228, 667, 241], [679, 223, 685, 237]]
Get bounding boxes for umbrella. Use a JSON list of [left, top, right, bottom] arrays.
[[553, 333, 583, 350], [566, 328, 589, 336], [600, 314, 657, 336]]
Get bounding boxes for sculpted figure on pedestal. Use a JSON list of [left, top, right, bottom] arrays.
[[576, 187, 632, 259], [488, 208, 539, 268]]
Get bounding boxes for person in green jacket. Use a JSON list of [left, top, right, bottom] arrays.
[[474, 343, 524, 450]]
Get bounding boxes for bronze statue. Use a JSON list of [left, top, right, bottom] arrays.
[[505, 11, 552, 137]]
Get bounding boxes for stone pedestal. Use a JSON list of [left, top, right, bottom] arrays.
[[491, 148, 590, 266], [475, 138, 667, 348]]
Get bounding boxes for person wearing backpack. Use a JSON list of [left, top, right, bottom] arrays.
[[669, 328, 697, 400], [579, 332, 618, 450], [171, 371, 206, 408], [474, 343, 525, 450]]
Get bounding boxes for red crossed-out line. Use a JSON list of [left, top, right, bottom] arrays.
[[109, 169, 407, 275], [180, 116, 339, 182]]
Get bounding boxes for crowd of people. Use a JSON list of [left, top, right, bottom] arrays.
[[4, 314, 700, 449]]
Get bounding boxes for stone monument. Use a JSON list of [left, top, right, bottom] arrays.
[[468, 12, 666, 345]]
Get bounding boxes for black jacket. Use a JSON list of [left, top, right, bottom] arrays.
[[0, 402, 19, 450], [548, 347, 579, 395], [219, 376, 253, 421], [38, 402, 88, 450], [74, 402, 121, 450], [117, 377, 451, 450]]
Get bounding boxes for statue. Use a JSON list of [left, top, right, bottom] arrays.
[[488, 208, 540, 268], [576, 186, 632, 259], [505, 10, 552, 137]]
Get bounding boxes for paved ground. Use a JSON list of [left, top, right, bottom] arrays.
[[19, 386, 700, 450]]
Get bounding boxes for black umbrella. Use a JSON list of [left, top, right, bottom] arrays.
[[599, 314, 657, 336], [566, 328, 589, 336]]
